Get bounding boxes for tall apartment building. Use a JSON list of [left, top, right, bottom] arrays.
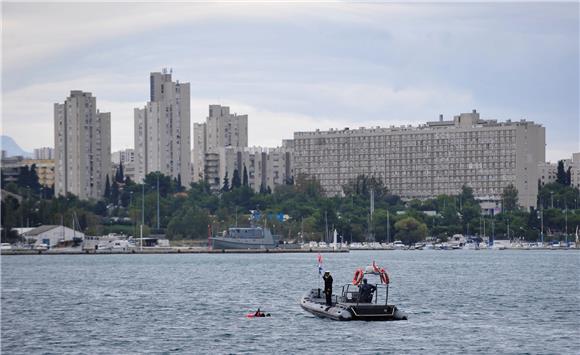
[[134, 70, 191, 186], [572, 153, 580, 190], [293, 110, 545, 209], [192, 105, 248, 182], [33, 147, 54, 160], [192, 104, 292, 192], [54, 91, 111, 200]]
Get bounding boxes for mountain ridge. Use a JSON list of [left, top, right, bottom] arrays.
[[0, 135, 33, 158]]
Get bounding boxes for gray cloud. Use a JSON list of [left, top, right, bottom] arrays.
[[1, 2, 578, 161]]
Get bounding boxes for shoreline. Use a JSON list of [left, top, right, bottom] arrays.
[[0, 247, 350, 255], [2, 247, 577, 256]]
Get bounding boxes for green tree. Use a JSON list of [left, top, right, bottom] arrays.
[[242, 165, 249, 187], [222, 172, 230, 192], [556, 160, 567, 185], [231, 169, 241, 189], [502, 184, 519, 211], [394, 216, 427, 244], [104, 175, 111, 200], [111, 180, 120, 205], [115, 162, 124, 183]]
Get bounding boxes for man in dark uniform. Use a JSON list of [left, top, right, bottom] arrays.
[[359, 278, 377, 303], [323, 271, 333, 306]]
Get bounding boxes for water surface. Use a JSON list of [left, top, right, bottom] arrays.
[[2, 250, 579, 354]]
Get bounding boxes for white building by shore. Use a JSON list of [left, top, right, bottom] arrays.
[[22, 225, 85, 248]]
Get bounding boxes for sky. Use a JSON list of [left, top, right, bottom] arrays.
[[1, 1, 578, 162]]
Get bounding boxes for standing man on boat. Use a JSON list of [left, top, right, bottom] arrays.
[[323, 271, 333, 306]]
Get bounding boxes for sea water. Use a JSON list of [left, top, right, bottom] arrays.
[[2, 250, 579, 354]]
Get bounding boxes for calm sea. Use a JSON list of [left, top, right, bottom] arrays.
[[2, 250, 579, 354]]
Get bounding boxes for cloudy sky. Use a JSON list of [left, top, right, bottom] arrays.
[[1, 1, 578, 161]]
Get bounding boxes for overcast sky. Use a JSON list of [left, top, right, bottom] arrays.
[[1, 2, 578, 162]]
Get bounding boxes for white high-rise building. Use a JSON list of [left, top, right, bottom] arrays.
[[192, 105, 248, 182], [293, 110, 545, 209], [54, 91, 111, 200], [33, 147, 54, 160], [192, 104, 292, 192], [134, 69, 191, 186], [111, 149, 135, 165]]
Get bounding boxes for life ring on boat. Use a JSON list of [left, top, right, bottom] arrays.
[[380, 268, 390, 284], [352, 268, 364, 285]]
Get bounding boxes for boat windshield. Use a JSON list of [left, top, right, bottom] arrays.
[[340, 283, 390, 305]]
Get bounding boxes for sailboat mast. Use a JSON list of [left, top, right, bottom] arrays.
[[387, 210, 390, 244]]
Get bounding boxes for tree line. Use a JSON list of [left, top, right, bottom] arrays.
[[2, 161, 580, 244]]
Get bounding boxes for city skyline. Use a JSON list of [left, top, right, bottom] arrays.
[[2, 2, 578, 162]]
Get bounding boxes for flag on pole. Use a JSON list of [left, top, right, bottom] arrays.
[[317, 253, 323, 275]]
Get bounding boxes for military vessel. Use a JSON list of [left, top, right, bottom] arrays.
[[210, 227, 278, 249], [300, 263, 408, 321]]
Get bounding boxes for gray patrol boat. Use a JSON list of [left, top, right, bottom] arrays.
[[300, 265, 408, 321], [210, 227, 279, 249]]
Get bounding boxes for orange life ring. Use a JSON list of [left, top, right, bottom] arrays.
[[352, 268, 364, 285], [380, 268, 390, 284]]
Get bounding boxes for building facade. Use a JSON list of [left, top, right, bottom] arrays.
[[293, 110, 545, 209], [33, 147, 54, 160], [539, 153, 580, 189], [22, 159, 55, 188], [111, 149, 134, 165], [22, 225, 85, 248], [572, 153, 580, 190], [192, 105, 248, 182], [204, 144, 293, 192], [0, 156, 55, 189], [134, 70, 191, 186], [192, 104, 292, 192], [54, 91, 111, 200]]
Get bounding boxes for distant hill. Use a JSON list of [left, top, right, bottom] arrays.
[[0, 135, 32, 158]]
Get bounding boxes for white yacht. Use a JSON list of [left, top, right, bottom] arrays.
[[392, 240, 406, 250]]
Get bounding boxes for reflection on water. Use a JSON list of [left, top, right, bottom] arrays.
[[2, 251, 579, 354]]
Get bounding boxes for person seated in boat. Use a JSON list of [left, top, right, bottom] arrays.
[[358, 278, 377, 303]]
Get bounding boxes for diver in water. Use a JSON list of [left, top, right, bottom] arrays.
[[253, 308, 271, 317], [359, 278, 377, 303], [323, 271, 333, 306]]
